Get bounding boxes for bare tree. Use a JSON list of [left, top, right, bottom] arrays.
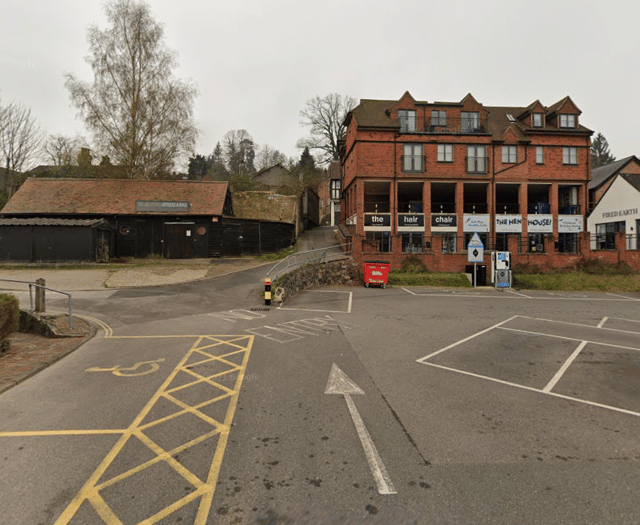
[[43, 134, 86, 167], [223, 129, 256, 176], [0, 99, 43, 196], [255, 144, 288, 171], [297, 93, 357, 165], [64, 0, 198, 179]]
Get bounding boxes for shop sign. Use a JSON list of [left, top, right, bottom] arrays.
[[558, 215, 583, 233], [364, 213, 391, 231], [602, 208, 638, 219], [496, 214, 522, 233], [464, 214, 490, 233], [136, 201, 190, 213], [527, 215, 553, 233], [431, 214, 457, 230], [398, 213, 424, 231]]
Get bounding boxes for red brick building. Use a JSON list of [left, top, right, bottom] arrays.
[[338, 91, 593, 271]]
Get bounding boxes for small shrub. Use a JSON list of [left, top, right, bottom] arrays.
[[572, 258, 637, 276], [400, 255, 430, 274], [0, 294, 20, 353]]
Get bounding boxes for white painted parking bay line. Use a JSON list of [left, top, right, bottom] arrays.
[[543, 341, 588, 393], [498, 327, 640, 353], [278, 291, 353, 314], [416, 316, 519, 362], [607, 292, 640, 301], [420, 361, 640, 419], [597, 317, 608, 328]]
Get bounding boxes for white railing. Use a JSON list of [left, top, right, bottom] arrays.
[[0, 279, 73, 330], [266, 244, 351, 281]]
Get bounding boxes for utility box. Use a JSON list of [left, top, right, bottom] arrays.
[[492, 251, 512, 289]]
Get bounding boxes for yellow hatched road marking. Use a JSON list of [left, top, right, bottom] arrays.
[[49, 334, 254, 525]]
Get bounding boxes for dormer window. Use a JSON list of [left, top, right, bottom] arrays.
[[398, 110, 416, 132], [559, 114, 576, 128], [532, 113, 543, 127], [461, 111, 480, 132]]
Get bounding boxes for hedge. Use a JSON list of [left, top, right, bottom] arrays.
[[0, 294, 20, 353]]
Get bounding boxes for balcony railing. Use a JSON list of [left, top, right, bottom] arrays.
[[399, 116, 488, 135], [463, 203, 489, 214]]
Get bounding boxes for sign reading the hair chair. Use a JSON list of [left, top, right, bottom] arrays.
[[431, 214, 457, 232], [363, 213, 391, 231], [136, 201, 190, 213], [398, 213, 425, 232]]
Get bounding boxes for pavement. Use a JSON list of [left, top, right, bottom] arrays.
[[0, 257, 271, 394]]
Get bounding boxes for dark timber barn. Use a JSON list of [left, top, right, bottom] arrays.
[[0, 178, 295, 261]]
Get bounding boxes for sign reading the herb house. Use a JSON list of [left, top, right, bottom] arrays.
[[136, 201, 190, 213], [495, 214, 522, 233]]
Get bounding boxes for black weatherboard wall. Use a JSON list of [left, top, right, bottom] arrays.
[[0, 218, 114, 262], [114, 216, 295, 259]]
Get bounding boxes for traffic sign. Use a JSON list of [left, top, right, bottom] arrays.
[[467, 233, 484, 263], [468, 232, 483, 247]]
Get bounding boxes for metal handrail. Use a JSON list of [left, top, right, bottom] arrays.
[[266, 244, 351, 281], [0, 279, 73, 330]]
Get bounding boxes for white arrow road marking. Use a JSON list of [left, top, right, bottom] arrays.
[[325, 363, 397, 495]]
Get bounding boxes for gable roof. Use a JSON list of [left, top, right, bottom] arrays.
[[621, 173, 640, 193], [589, 156, 640, 190], [254, 163, 290, 178], [346, 94, 591, 140], [1, 178, 230, 216]]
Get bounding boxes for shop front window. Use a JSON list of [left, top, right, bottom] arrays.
[[441, 233, 457, 254], [402, 233, 424, 253], [365, 232, 391, 253]]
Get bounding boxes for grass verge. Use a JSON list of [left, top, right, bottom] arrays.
[[387, 272, 472, 287]]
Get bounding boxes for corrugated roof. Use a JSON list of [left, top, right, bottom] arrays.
[[0, 218, 110, 227], [589, 156, 640, 190], [1, 178, 229, 216]]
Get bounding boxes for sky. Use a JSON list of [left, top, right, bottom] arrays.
[[1, 0, 639, 170]]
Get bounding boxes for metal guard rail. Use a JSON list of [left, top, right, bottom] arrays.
[[0, 279, 73, 330], [266, 244, 352, 281]]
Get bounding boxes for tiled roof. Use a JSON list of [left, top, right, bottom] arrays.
[[1, 178, 229, 216], [347, 96, 591, 140], [231, 191, 297, 224], [589, 156, 640, 190], [0, 218, 111, 227], [621, 173, 640, 193]]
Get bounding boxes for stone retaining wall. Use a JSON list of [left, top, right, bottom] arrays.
[[273, 259, 361, 304]]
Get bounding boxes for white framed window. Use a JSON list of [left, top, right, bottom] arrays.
[[536, 146, 544, 164], [563, 147, 578, 165], [461, 112, 480, 132], [431, 110, 447, 126], [532, 113, 543, 127], [330, 179, 341, 200], [398, 110, 416, 132], [467, 145, 487, 173], [502, 145, 517, 163], [403, 144, 423, 172], [559, 114, 576, 128], [437, 144, 453, 162]]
